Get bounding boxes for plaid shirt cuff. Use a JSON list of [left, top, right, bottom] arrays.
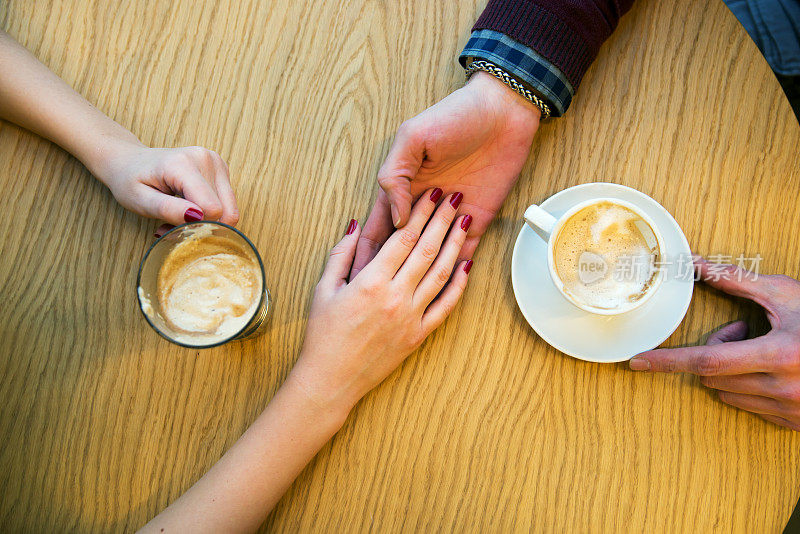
[[459, 29, 574, 117]]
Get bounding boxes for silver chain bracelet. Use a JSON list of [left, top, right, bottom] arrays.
[[465, 59, 551, 119]]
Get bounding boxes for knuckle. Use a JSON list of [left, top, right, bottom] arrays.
[[774, 335, 800, 370], [691, 351, 722, 375], [359, 236, 383, 254], [435, 266, 452, 286], [155, 196, 172, 220], [771, 274, 797, 287], [698, 376, 715, 388], [764, 274, 800, 300], [376, 169, 394, 186], [203, 201, 223, 220], [439, 299, 456, 318], [397, 229, 419, 249], [176, 148, 197, 165], [191, 145, 211, 159], [781, 385, 800, 404], [419, 241, 440, 262], [396, 119, 414, 137], [226, 209, 240, 225], [328, 244, 346, 259], [358, 275, 382, 296], [381, 292, 404, 316], [314, 280, 330, 297]]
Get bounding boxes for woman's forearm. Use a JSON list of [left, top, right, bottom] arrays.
[[0, 29, 142, 182], [139, 367, 352, 533]]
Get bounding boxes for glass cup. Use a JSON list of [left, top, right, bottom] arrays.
[[137, 221, 270, 348]]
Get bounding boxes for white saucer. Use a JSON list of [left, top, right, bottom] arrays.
[[511, 182, 694, 363]]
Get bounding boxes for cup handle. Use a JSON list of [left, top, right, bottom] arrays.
[[523, 204, 558, 240]]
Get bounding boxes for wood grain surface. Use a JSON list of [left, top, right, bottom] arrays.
[[1, 0, 799, 532]]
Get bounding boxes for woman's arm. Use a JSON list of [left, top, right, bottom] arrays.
[[141, 190, 473, 533], [0, 29, 237, 227], [140, 374, 348, 532]]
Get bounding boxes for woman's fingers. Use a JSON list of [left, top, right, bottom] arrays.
[[180, 171, 224, 222], [396, 190, 463, 286], [421, 260, 472, 333], [365, 188, 442, 278], [210, 153, 239, 226], [135, 183, 205, 226], [318, 219, 360, 293], [413, 214, 471, 306]]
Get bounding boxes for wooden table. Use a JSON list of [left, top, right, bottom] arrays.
[[1, 0, 799, 531]]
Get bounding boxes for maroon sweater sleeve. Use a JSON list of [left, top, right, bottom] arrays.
[[473, 0, 635, 90]]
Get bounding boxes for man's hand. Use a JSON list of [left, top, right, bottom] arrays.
[[350, 71, 540, 278], [630, 256, 800, 431]]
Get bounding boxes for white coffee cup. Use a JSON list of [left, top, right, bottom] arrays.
[[524, 197, 666, 315]]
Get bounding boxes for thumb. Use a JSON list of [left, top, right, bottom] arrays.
[[319, 219, 360, 292], [694, 255, 772, 306], [136, 185, 205, 226], [706, 320, 749, 345], [377, 120, 426, 228]]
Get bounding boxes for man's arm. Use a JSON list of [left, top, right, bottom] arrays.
[[468, 0, 635, 101], [351, 0, 636, 277]]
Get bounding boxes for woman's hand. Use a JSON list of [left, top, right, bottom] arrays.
[[141, 190, 473, 533], [0, 30, 239, 230], [291, 188, 473, 417], [97, 142, 239, 229]]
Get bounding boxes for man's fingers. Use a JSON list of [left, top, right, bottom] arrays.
[[699, 372, 775, 397], [716, 391, 784, 417], [379, 175, 414, 228], [377, 119, 425, 228], [758, 414, 800, 431], [694, 256, 773, 306], [457, 235, 480, 264], [630, 336, 783, 375], [350, 191, 393, 281], [706, 320, 748, 345], [154, 223, 175, 238], [319, 219, 360, 293]]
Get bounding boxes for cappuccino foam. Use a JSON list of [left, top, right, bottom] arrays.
[[156, 233, 261, 344], [553, 201, 659, 310]]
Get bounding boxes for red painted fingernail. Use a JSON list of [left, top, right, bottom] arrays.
[[464, 260, 473, 274], [430, 188, 443, 203], [346, 219, 357, 235], [461, 214, 472, 231], [184, 208, 203, 223], [154, 232, 162, 238], [450, 192, 463, 209]]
